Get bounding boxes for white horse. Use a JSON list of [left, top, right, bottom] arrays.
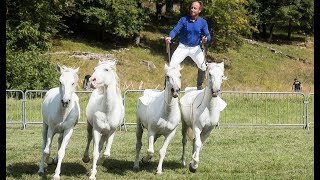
[[180, 62, 227, 173], [133, 64, 181, 174], [82, 59, 124, 180], [38, 65, 80, 180]]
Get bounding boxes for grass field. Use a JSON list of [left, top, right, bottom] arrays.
[[6, 124, 313, 179]]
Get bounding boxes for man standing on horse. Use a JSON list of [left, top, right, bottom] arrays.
[[165, 1, 211, 90]]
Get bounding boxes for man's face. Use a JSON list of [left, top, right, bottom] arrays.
[[190, 2, 201, 18]]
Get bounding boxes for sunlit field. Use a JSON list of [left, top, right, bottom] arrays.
[[6, 124, 313, 179]]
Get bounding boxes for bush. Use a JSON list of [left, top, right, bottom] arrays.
[[6, 49, 58, 90]]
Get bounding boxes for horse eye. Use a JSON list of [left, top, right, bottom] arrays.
[[104, 69, 109, 71], [72, 83, 75, 85]]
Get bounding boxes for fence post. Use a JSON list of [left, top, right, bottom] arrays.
[[22, 95, 26, 130], [303, 94, 308, 130]]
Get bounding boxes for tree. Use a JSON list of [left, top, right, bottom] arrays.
[[248, 0, 313, 41], [203, 0, 256, 52], [73, 0, 150, 42], [6, 0, 63, 51], [6, 49, 58, 90]]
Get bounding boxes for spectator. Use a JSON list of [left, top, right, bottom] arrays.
[[292, 78, 303, 92]]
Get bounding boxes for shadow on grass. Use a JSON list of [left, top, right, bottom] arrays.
[[6, 162, 87, 179], [101, 158, 183, 175]]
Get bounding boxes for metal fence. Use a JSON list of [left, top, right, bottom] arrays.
[[6, 89, 314, 130]]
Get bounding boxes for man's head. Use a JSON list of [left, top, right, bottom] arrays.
[[189, 1, 202, 19]]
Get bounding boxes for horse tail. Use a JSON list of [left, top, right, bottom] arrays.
[[187, 127, 194, 141]]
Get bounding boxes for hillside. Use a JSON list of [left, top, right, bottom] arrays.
[[49, 31, 314, 93]]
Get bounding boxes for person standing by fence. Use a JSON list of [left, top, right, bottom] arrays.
[[165, 1, 211, 90], [292, 78, 303, 92]]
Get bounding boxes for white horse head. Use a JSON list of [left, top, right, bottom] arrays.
[[57, 64, 79, 108], [207, 62, 225, 97], [164, 64, 182, 98], [90, 59, 118, 90]]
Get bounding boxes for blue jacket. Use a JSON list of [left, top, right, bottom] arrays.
[[169, 16, 211, 47]]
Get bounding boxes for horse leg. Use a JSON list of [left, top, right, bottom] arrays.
[[98, 131, 115, 165], [38, 122, 48, 174], [54, 133, 64, 165], [180, 121, 188, 167], [96, 133, 107, 165], [52, 128, 74, 180], [156, 128, 177, 174], [90, 129, 101, 180], [82, 121, 93, 163], [200, 127, 214, 144], [189, 127, 202, 173], [133, 121, 143, 170], [103, 131, 115, 158], [142, 131, 155, 163], [44, 127, 55, 165]]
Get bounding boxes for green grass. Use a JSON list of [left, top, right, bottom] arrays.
[[47, 30, 314, 94], [6, 124, 313, 179]]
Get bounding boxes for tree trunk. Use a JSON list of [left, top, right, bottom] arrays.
[[165, 0, 174, 15], [156, 1, 163, 19], [268, 24, 275, 42], [262, 23, 267, 38], [287, 19, 292, 40]]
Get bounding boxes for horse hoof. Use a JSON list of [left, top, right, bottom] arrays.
[[82, 156, 90, 163], [54, 157, 58, 165], [181, 161, 186, 167], [141, 157, 150, 164], [133, 165, 140, 172], [189, 163, 197, 173], [37, 170, 44, 176], [52, 174, 60, 180], [46, 157, 54, 165]]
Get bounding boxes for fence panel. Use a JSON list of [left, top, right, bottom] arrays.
[[6, 89, 312, 130], [24, 90, 92, 125], [220, 91, 306, 127], [6, 90, 24, 128], [307, 93, 314, 127], [123, 90, 307, 129]]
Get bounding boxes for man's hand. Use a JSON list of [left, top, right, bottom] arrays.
[[201, 36, 207, 44], [165, 36, 172, 44]]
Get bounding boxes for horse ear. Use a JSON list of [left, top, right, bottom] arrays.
[[56, 64, 63, 73], [164, 64, 169, 71], [74, 67, 80, 74]]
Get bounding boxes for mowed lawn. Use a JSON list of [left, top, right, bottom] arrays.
[[6, 124, 313, 179]]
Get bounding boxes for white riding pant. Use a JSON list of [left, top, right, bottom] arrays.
[[169, 43, 206, 71]]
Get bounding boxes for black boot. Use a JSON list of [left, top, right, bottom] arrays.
[[197, 68, 205, 90]]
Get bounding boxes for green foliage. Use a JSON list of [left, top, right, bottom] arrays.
[[203, 0, 256, 52], [248, 0, 314, 37], [6, 0, 62, 51], [74, 0, 150, 39], [6, 49, 58, 90]]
